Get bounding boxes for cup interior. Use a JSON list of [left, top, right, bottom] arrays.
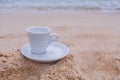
[[27, 26, 51, 34]]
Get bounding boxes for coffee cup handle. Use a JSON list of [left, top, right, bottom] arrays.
[[50, 33, 58, 42]]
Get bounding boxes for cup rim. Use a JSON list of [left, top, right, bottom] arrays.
[[27, 26, 51, 34]]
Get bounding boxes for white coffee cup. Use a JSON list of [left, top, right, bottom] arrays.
[[27, 26, 58, 54]]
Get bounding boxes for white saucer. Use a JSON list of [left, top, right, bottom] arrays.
[[21, 42, 69, 62]]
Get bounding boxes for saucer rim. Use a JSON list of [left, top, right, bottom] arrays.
[[21, 42, 69, 62]]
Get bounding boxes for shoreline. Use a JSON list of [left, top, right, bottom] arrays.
[[0, 8, 120, 15]]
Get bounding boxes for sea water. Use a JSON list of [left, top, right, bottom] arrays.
[[0, 0, 120, 11]]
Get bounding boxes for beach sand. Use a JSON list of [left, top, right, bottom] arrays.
[[0, 11, 120, 80]]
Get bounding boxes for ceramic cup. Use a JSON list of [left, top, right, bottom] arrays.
[[27, 26, 58, 54]]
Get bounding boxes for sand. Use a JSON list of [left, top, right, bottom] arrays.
[[0, 11, 120, 80]]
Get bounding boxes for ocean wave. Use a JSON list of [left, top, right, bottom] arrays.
[[0, 0, 120, 11]]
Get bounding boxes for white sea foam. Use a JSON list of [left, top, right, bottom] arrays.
[[0, 0, 120, 11]]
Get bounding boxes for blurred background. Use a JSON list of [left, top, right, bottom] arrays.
[[0, 0, 120, 11]]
